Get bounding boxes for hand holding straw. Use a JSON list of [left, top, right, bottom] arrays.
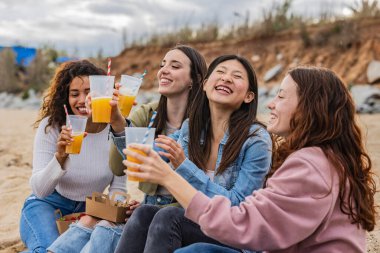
[[63, 104, 72, 129], [142, 111, 157, 144]]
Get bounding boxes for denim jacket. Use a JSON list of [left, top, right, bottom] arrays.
[[170, 119, 272, 206], [112, 119, 272, 207]]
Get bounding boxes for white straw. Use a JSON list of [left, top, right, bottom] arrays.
[[142, 111, 157, 144]]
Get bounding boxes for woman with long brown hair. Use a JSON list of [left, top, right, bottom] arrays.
[[47, 44, 208, 253], [19, 60, 126, 252], [115, 54, 272, 253], [124, 66, 377, 253]]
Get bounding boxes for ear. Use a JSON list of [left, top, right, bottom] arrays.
[[202, 79, 208, 91], [244, 91, 255, 104]]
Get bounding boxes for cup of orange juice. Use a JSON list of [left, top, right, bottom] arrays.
[[89, 75, 115, 123], [125, 127, 155, 181], [65, 115, 87, 154], [118, 75, 142, 117]]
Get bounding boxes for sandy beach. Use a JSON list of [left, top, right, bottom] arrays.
[[0, 108, 379, 252]]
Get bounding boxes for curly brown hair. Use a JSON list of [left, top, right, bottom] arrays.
[[269, 66, 377, 231], [34, 60, 106, 132]]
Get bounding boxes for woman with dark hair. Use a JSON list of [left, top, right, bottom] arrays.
[[47, 45, 208, 253], [125, 66, 377, 253], [115, 55, 272, 253], [19, 60, 127, 252]]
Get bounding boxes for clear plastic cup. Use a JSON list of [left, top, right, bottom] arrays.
[[65, 115, 87, 154], [125, 127, 155, 181], [90, 75, 115, 123], [118, 75, 142, 117]]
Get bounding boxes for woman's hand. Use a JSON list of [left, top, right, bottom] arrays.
[[125, 200, 141, 222], [122, 144, 175, 186], [155, 135, 186, 169], [122, 143, 198, 209], [55, 125, 87, 167], [55, 125, 72, 166], [110, 83, 127, 133], [85, 93, 92, 116]]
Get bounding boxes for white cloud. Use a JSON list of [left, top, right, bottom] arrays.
[[0, 0, 359, 57]]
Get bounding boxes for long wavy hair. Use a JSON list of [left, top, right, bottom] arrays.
[[34, 60, 106, 132], [188, 55, 263, 175], [270, 66, 376, 231], [152, 45, 207, 135]]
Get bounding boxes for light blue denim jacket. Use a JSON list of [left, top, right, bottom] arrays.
[[113, 119, 272, 206], [169, 119, 272, 206]]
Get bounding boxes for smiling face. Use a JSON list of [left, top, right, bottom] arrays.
[[267, 74, 299, 137], [203, 59, 254, 110], [157, 49, 192, 98], [68, 76, 90, 117]]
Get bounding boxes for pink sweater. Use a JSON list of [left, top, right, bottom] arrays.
[[185, 147, 365, 253]]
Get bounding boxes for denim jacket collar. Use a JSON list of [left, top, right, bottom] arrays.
[[182, 123, 229, 146]]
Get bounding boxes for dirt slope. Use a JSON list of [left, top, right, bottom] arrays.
[[111, 18, 380, 89]]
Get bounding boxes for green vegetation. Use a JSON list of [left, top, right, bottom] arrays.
[[123, 0, 379, 47], [0, 0, 379, 95]]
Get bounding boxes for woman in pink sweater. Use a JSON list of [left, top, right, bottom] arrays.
[[123, 66, 377, 253]]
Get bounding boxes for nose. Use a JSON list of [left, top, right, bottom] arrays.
[[159, 65, 169, 75], [78, 93, 87, 104], [221, 73, 232, 83], [267, 98, 275, 110]]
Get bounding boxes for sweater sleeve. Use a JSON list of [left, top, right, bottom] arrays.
[[129, 101, 158, 127], [30, 118, 67, 198], [108, 174, 127, 195], [185, 152, 334, 251], [176, 128, 272, 206]]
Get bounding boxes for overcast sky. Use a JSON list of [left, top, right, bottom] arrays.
[[0, 0, 359, 57]]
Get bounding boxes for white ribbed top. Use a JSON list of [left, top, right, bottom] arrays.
[[30, 117, 126, 201]]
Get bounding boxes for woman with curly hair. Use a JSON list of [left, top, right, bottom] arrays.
[[19, 60, 126, 252], [124, 66, 377, 253]]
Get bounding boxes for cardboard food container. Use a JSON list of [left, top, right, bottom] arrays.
[[85, 191, 130, 223], [55, 210, 85, 234]]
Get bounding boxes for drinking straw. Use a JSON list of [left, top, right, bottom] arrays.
[[140, 69, 147, 79], [107, 58, 112, 76], [142, 111, 157, 144], [63, 104, 72, 128]]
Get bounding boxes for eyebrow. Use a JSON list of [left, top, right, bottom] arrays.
[[162, 59, 182, 65], [69, 88, 90, 92], [218, 65, 243, 74]]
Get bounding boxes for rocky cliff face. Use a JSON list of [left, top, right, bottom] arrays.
[[111, 17, 380, 90]]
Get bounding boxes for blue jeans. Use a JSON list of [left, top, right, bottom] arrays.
[[19, 191, 85, 253], [115, 205, 225, 253], [48, 195, 176, 253], [175, 243, 241, 253], [47, 222, 123, 253]]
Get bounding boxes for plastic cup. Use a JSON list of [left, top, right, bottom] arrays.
[[65, 115, 87, 154], [90, 75, 115, 123], [118, 75, 142, 117], [125, 127, 155, 182]]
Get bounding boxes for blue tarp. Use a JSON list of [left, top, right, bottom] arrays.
[[56, 56, 78, 63], [0, 46, 37, 67]]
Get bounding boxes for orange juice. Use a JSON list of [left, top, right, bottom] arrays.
[[65, 132, 85, 154], [126, 147, 146, 182], [92, 97, 112, 123], [118, 95, 136, 117]]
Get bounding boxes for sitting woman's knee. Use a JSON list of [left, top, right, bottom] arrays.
[[155, 206, 184, 220], [78, 215, 99, 228], [130, 204, 160, 220]]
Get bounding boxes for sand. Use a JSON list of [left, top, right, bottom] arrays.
[[0, 109, 379, 252]]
